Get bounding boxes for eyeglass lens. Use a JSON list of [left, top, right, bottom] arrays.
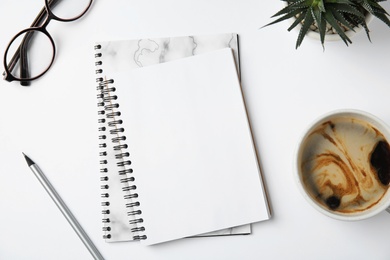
[[4, 0, 92, 82], [5, 30, 54, 80], [50, 0, 92, 21]]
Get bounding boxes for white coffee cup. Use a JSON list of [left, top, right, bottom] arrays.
[[295, 109, 390, 220]]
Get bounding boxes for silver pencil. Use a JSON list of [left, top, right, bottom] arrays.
[[23, 153, 104, 260]]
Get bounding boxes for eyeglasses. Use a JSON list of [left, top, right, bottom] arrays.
[[3, 0, 93, 86]]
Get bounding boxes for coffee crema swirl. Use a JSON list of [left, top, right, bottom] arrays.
[[301, 117, 390, 214]]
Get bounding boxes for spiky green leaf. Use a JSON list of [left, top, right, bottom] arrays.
[[318, 0, 326, 12], [330, 3, 366, 18], [361, 1, 375, 13], [288, 12, 306, 30], [296, 8, 315, 48], [329, 6, 356, 31], [372, 11, 390, 27], [359, 18, 372, 41], [325, 8, 352, 45], [311, 7, 326, 45], [368, 4, 389, 15], [270, 0, 308, 17], [343, 12, 363, 28], [327, 0, 353, 4], [366, 0, 389, 14], [262, 8, 305, 28]]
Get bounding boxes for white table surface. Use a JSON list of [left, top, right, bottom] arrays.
[[1, 1, 390, 259]]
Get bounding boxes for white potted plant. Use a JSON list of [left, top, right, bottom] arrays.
[[264, 0, 390, 48]]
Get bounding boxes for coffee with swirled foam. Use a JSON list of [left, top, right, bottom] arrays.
[[300, 116, 390, 214]]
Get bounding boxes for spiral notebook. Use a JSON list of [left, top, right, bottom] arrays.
[[94, 34, 270, 245], [95, 33, 250, 240]]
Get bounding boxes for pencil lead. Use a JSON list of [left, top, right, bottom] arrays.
[[23, 153, 35, 166]]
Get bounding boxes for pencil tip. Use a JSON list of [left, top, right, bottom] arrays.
[[23, 153, 35, 167]]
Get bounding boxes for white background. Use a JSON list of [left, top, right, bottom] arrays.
[[1, 0, 390, 259]]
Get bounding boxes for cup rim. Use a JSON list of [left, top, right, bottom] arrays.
[[294, 109, 390, 221]]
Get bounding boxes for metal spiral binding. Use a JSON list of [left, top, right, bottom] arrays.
[[95, 44, 112, 240], [95, 43, 146, 241]]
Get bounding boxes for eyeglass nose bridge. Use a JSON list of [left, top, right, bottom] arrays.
[[3, 27, 56, 83]]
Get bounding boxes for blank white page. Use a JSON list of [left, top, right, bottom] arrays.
[[111, 48, 270, 245]]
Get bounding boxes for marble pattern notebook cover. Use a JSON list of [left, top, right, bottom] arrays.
[[95, 33, 263, 242], [95, 33, 240, 76], [97, 48, 270, 245]]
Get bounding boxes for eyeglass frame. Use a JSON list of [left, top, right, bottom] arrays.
[[3, 0, 93, 85]]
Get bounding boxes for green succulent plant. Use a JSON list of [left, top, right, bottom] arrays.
[[264, 0, 390, 48]]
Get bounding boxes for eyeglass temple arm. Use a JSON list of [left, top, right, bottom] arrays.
[[5, 7, 47, 74], [19, 8, 49, 87], [4, 0, 60, 84], [19, 33, 33, 86]]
